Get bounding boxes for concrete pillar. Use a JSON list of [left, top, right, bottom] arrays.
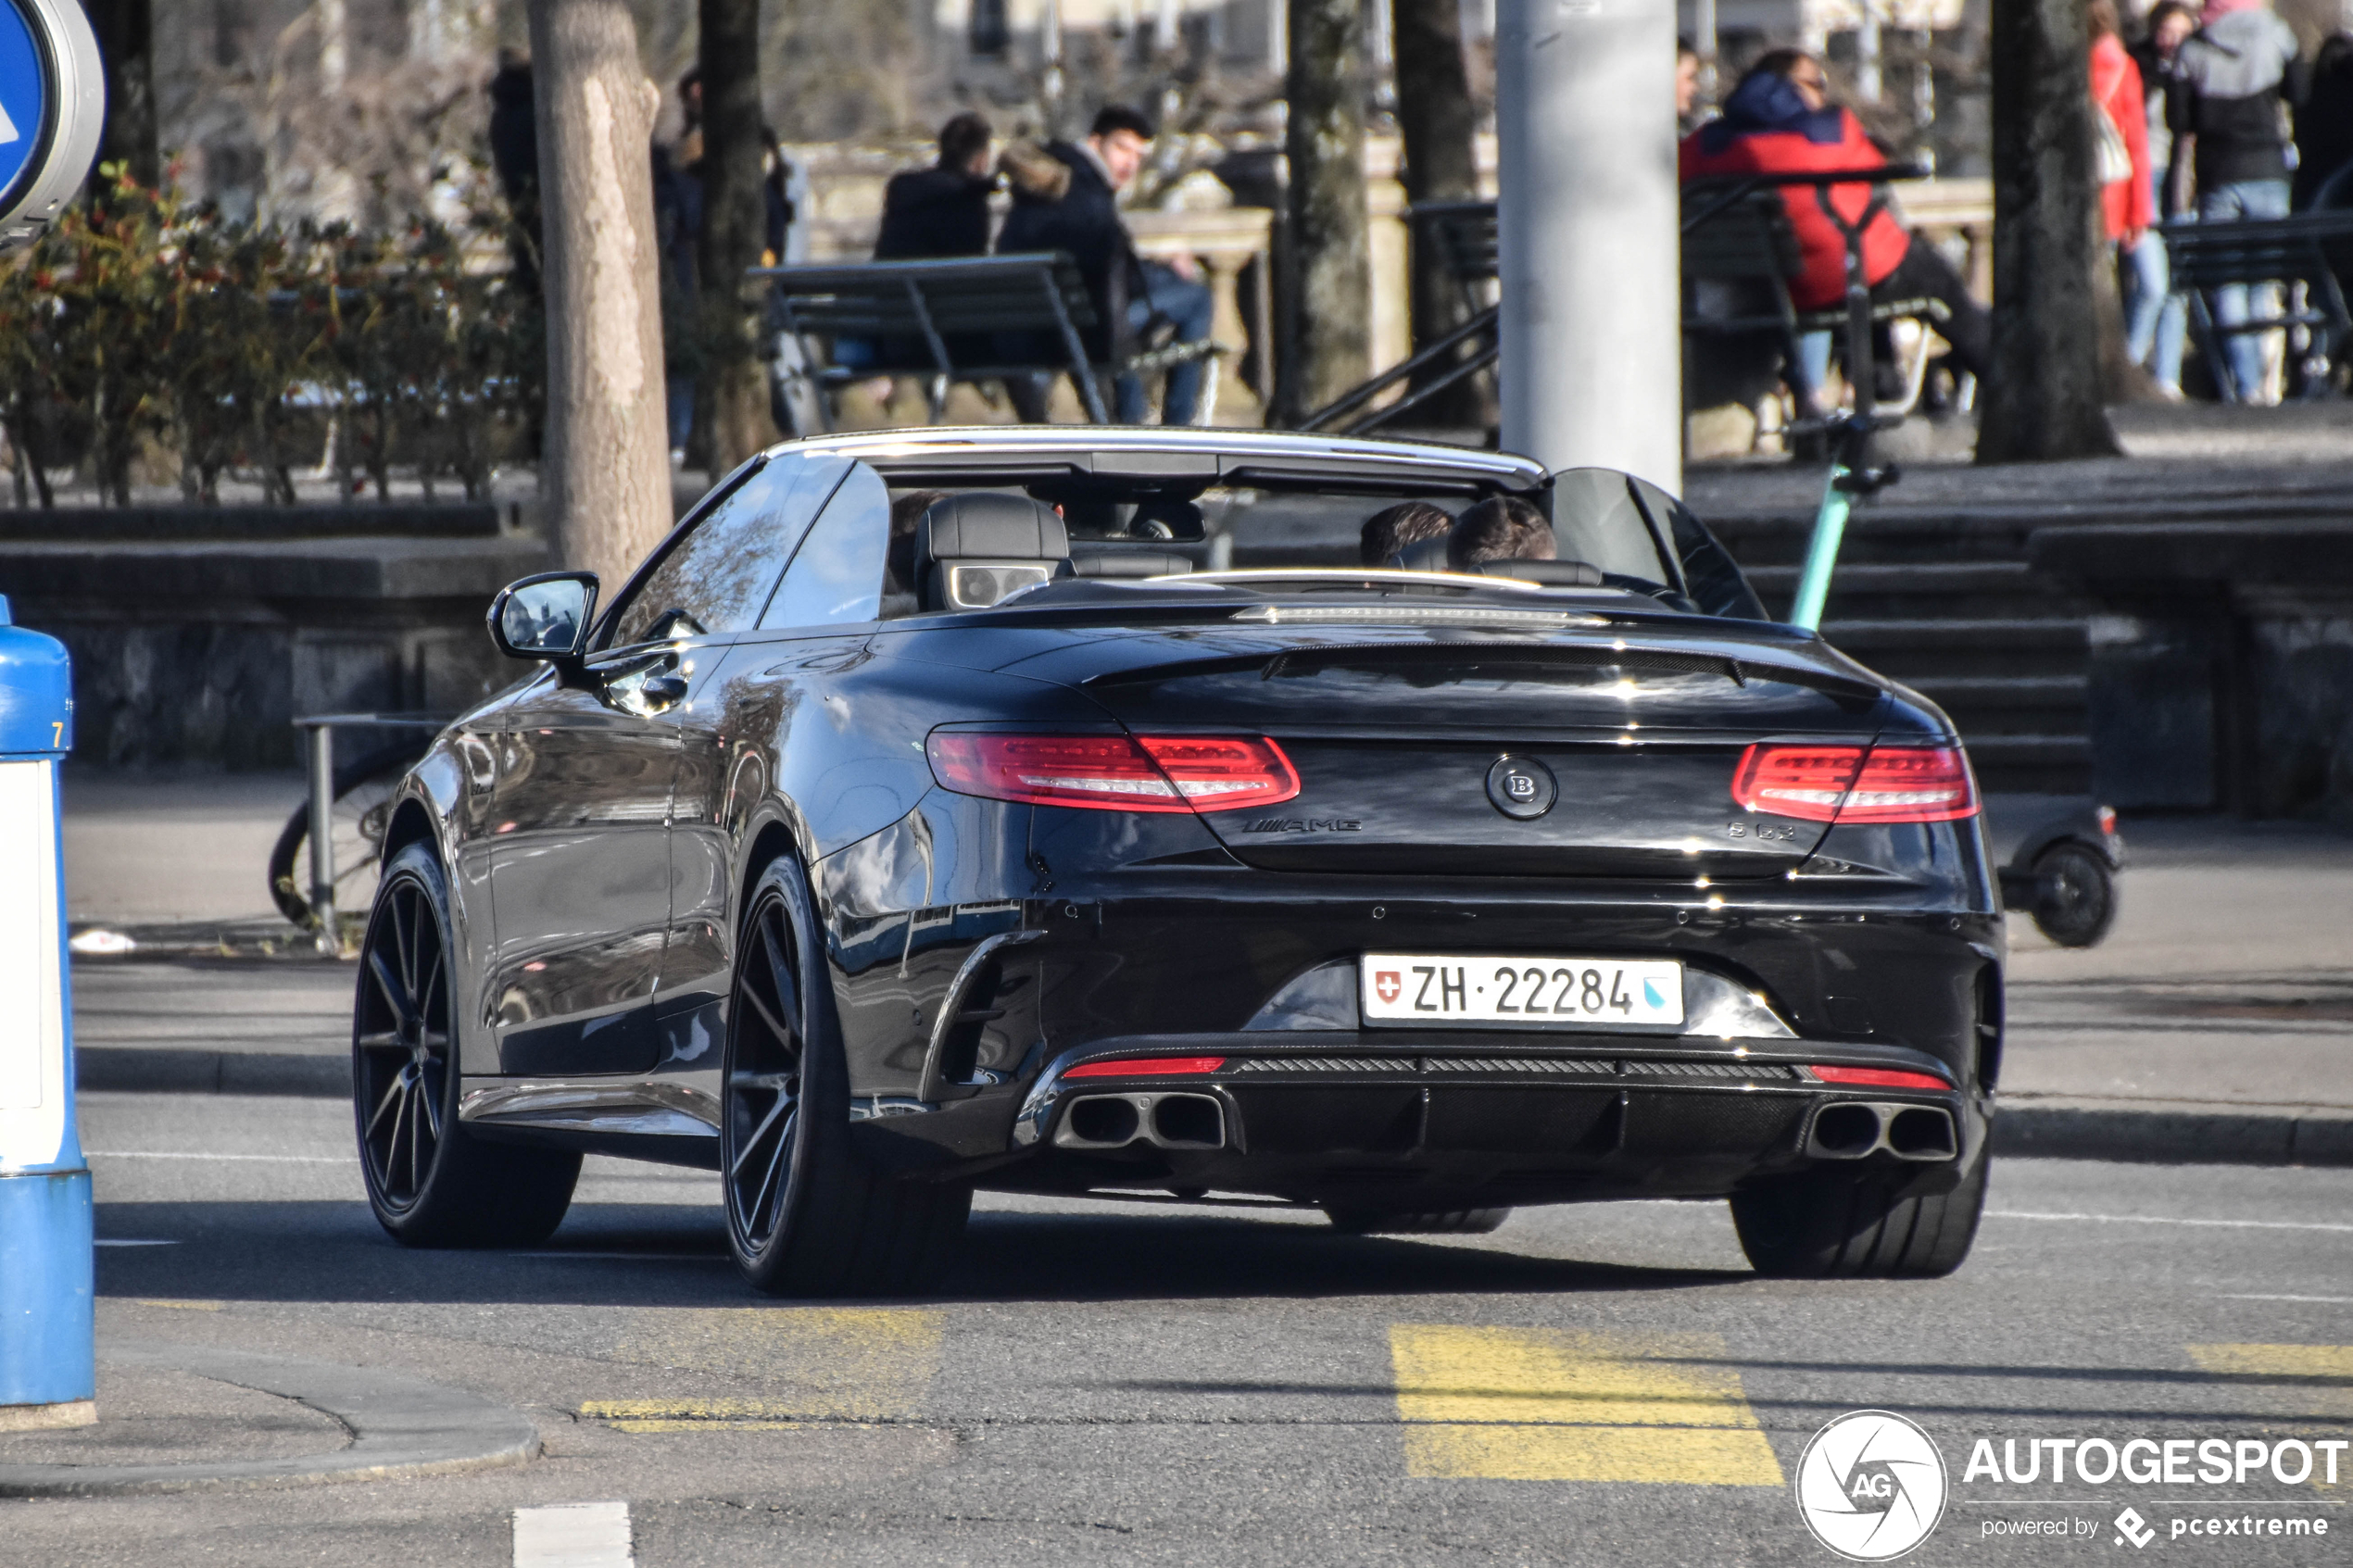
[[1494, 0, 1680, 493]]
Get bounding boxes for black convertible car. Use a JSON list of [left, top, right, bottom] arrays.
[[353, 428, 2000, 1293]]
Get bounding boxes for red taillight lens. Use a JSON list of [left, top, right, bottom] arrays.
[[1731, 744, 1863, 822], [1809, 1065, 1952, 1091], [1063, 1056, 1227, 1078], [926, 733, 1299, 814], [1732, 744, 1977, 824]]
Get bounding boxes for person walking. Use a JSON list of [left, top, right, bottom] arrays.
[[1679, 51, 1993, 413], [995, 106, 1215, 426], [2169, 0, 2308, 402], [2129, 1, 2197, 396], [2092, 0, 2160, 396]]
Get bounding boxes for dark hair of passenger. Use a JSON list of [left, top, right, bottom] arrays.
[[1089, 105, 1157, 142], [887, 489, 951, 594], [1360, 501, 1453, 565], [1448, 496, 1557, 568], [1749, 47, 1815, 82], [1678, 34, 1696, 58], [938, 111, 993, 170], [2143, 0, 2196, 33]]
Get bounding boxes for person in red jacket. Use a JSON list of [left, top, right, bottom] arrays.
[[1680, 50, 1990, 408]]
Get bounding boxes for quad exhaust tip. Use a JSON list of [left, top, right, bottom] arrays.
[[1055, 1092, 1228, 1152], [1806, 1101, 1957, 1162]]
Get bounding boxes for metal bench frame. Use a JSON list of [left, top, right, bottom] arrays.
[[751, 252, 1222, 431], [2158, 212, 2353, 404]]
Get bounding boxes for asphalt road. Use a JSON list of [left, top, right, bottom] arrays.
[[6, 1090, 2345, 1566]]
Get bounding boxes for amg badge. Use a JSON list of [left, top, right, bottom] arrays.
[[1243, 817, 1362, 833]]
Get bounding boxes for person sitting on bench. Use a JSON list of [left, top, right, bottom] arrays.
[[1680, 51, 1992, 405], [996, 105, 1215, 425]]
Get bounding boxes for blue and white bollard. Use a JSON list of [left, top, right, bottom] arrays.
[[0, 592, 92, 1430]]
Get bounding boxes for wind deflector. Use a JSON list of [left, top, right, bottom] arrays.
[[1549, 467, 1770, 622]]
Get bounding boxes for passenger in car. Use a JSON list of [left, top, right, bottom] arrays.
[[882, 489, 951, 616], [1448, 495, 1558, 568], [1360, 501, 1454, 565]]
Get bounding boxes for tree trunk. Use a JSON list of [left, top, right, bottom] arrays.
[[1391, 0, 1491, 431], [696, 0, 772, 475], [88, 0, 160, 189], [527, 0, 674, 586], [1976, 0, 2121, 461], [1283, 0, 1374, 421]]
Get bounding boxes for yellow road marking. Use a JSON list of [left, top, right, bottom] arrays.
[[1390, 1324, 1784, 1485], [2187, 1344, 2353, 1491], [598, 1308, 944, 1430]]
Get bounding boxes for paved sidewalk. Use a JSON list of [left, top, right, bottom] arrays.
[[57, 772, 2353, 1166]]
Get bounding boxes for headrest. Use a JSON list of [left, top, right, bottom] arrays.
[[916, 493, 1069, 563], [1069, 551, 1195, 579], [1126, 498, 1203, 541], [1390, 536, 1452, 572], [1470, 558, 1604, 586]]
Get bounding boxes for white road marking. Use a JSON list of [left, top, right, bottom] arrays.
[[2221, 1294, 2353, 1304], [1991, 1210, 2353, 1234], [513, 1500, 633, 1567], [86, 1151, 349, 1162], [94, 1239, 180, 1247]]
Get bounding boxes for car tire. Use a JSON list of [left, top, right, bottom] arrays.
[[354, 843, 581, 1248], [1323, 1206, 1513, 1236], [1730, 1148, 1988, 1279], [723, 854, 971, 1297], [2030, 843, 2118, 948]]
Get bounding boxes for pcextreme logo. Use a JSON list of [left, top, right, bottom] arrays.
[[1795, 1410, 1951, 1562]]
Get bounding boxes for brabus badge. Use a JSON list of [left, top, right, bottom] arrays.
[[1485, 756, 1557, 820]]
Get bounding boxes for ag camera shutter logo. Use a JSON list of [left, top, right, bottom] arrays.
[[1795, 1410, 1949, 1561]]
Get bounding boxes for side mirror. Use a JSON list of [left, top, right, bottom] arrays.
[[487, 571, 599, 667]]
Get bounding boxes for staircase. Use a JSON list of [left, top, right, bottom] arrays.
[[1707, 488, 2351, 795]]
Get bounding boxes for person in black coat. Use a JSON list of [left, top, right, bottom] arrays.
[[995, 105, 1214, 425], [876, 113, 995, 260]]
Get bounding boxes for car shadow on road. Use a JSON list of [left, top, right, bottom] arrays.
[[93, 1198, 1753, 1308]]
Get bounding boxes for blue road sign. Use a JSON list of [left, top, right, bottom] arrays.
[[0, 1, 44, 207]]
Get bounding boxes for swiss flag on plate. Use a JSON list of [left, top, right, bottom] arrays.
[[1374, 971, 1402, 1004]]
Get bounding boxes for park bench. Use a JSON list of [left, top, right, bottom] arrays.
[[1300, 171, 1944, 436], [2158, 211, 2353, 403], [750, 253, 1222, 433]]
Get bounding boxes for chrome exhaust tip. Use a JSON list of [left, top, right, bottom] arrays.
[[1805, 1101, 1957, 1162], [1053, 1091, 1227, 1151]]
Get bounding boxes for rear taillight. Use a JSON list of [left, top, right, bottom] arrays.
[[1064, 1056, 1227, 1078], [926, 733, 1300, 814], [1808, 1064, 1953, 1091], [1732, 744, 1977, 824]]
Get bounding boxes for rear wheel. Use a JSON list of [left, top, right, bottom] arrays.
[[354, 844, 579, 1247], [1730, 1148, 1988, 1278], [1324, 1206, 1512, 1236], [2030, 843, 2118, 948], [723, 855, 970, 1296]]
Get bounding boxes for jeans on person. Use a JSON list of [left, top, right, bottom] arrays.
[[1792, 236, 1990, 412], [1115, 262, 1215, 425], [2120, 229, 2187, 392], [2198, 178, 2292, 401]]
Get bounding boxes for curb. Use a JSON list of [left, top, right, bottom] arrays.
[[77, 1047, 348, 1098], [73, 1047, 2353, 1168], [1992, 1099, 2353, 1168], [0, 1341, 538, 1496]]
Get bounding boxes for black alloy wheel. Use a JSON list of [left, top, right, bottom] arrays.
[[722, 856, 971, 1296], [2031, 843, 2119, 948], [353, 843, 579, 1247]]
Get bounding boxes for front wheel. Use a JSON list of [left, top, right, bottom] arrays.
[[722, 855, 969, 1296], [1730, 1148, 1988, 1279], [354, 843, 579, 1247]]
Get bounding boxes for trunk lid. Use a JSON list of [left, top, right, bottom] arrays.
[[1062, 631, 1887, 879]]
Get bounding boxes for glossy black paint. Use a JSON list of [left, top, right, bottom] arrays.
[[385, 432, 2002, 1211]]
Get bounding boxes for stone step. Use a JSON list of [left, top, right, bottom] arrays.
[[1953, 733, 2095, 796], [1705, 491, 2353, 568], [1822, 618, 2088, 683], [1744, 560, 2082, 621], [1906, 675, 2089, 738]]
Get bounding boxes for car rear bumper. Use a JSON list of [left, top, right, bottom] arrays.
[[947, 1031, 1987, 1208]]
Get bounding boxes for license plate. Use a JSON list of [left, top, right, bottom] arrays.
[[1360, 954, 1685, 1028]]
